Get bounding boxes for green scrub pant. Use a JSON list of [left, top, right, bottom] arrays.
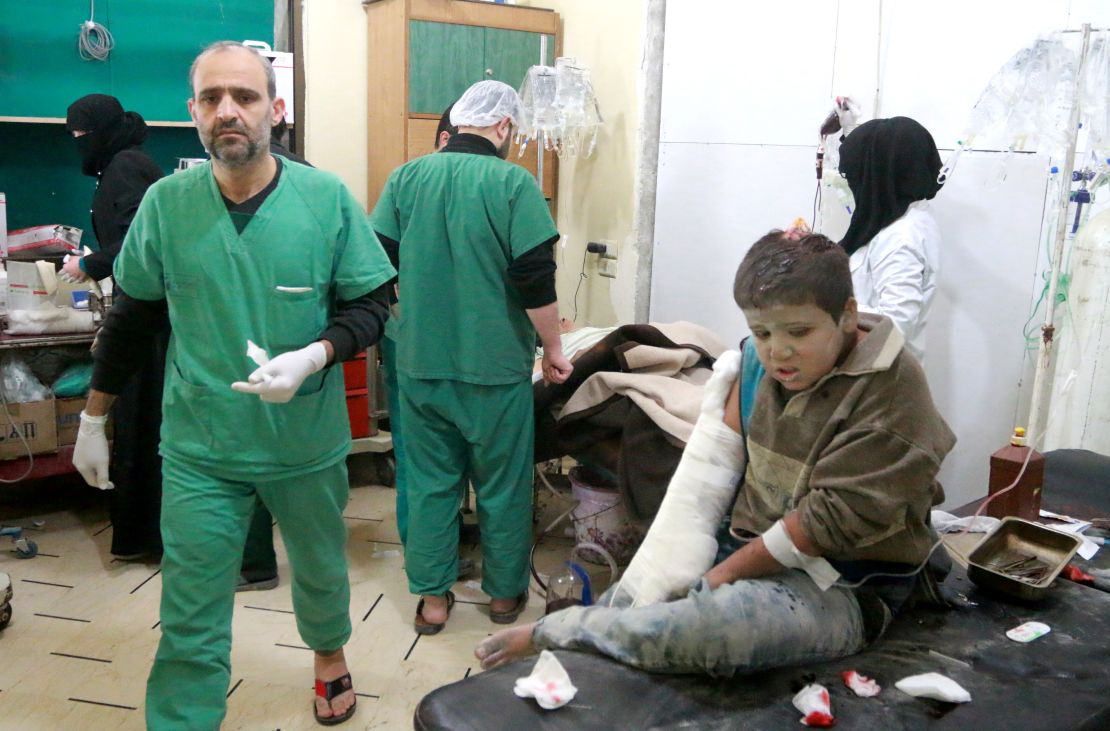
[[385, 338, 467, 549], [398, 374, 533, 598], [381, 336, 411, 545], [146, 456, 352, 731]]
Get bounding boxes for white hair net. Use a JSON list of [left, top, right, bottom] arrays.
[[450, 80, 524, 128]]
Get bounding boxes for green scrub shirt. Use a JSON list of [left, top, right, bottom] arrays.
[[369, 151, 557, 384], [115, 161, 395, 480]]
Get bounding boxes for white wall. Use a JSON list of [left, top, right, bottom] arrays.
[[302, 0, 369, 207], [650, 1, 1110, 509], [518, 0, 646, 327]]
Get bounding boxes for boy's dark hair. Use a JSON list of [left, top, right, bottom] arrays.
[[733, 231, 853, 322], [435, 103, 457, 146]]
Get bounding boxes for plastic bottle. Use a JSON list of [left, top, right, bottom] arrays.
[[544, 561, 592, 614], [986, 427, 1044, 521]]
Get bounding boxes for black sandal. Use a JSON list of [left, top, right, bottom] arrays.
[[414, 591, 456, 635], [489, 592, 528, 624], [313, 672, 356, 726]]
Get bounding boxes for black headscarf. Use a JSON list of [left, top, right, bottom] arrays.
[[837, 116, 943, 257], [66, 94, 149, 177]]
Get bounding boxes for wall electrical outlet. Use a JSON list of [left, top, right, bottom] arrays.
[[598, 239, 618, 260]]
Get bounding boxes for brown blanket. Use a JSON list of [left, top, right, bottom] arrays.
[[534, 322, 727, 523]]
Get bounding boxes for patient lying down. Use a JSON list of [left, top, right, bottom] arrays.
[[478, 230, 955, 676]]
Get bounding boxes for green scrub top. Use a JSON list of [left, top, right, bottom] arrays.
[[115, 160, 396, 481], [369, 151, 557, 385]]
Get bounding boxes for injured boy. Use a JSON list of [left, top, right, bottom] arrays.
[[476, 231, 956, 676]]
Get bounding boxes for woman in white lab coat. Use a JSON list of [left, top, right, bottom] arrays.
[[838, 117, 944, 361]]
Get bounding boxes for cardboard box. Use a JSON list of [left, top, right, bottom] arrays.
[[6, 260, 55, 312], [55, 397, 85, 447], [5, 224, 81, 258], [0, 398, 57, 460]]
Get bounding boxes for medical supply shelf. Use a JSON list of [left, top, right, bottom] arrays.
[[0, 332, 95, 481], [0, 332, 96, 350], [0, 444, 77, 482]]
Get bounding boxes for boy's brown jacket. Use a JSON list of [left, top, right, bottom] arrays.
[[731, 313, 956, 565]]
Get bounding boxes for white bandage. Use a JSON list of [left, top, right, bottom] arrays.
[[609, 350, 746, 608], [762, 519, 841, 591]]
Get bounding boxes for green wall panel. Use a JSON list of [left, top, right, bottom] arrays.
[[408, 23, 556, 115], [0, 0, 272, 121], [0, 124, 206, 250], [409, 21, 486, 115], [0, 3, 113, 118], [483, 28, 550, 91], [0, 0, 270, 251], [110, 0, 274, 122]]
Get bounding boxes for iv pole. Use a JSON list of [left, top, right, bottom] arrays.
[[536, 35, 547, 189], [1025, 23, 1092, 447]]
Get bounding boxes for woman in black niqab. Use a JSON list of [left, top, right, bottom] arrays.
[[838, 117, 943, 257], [64, 93, 167, 560]]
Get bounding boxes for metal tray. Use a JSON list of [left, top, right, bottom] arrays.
[[967, 517, 1082, 601]]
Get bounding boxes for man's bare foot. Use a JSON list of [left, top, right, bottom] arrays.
[[314, 648, 355, 721], [489, 596, 520, 615], [474, 622, 538, 670], [420, 594, 449, 625]]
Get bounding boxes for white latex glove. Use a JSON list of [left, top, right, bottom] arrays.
[[72, 411, 113, 490], [230, 340, 328, 403], [60, 255, 90, 284]]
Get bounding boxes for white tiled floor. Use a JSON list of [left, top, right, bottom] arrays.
[[0, 458, 591, 730]]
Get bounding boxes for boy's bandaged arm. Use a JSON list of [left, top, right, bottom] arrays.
[[704, 511, 826, 589]]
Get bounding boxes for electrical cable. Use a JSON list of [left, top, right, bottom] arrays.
[[528, 466, 620, 600], [78, 0, 114, 62], [812, 180, 821, 230], [571, 246, 589, 323], [833, 408, 1059, 589]]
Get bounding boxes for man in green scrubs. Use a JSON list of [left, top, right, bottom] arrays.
[[370, 80, 573, 632], [72, 42, 394, 729], [385, 103, 456, 550]]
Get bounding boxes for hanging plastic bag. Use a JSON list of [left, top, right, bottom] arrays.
[[517, 57, 603, 159], [0, 355, 52, 403]]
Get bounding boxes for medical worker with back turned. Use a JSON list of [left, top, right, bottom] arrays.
[[370, 80, 572, 635], [837, 116, 944, 362], [72, 41, 394, 729]]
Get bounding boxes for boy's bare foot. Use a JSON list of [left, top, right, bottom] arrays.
[[314, 648, 355, 721], [474, 622, 538, 670]]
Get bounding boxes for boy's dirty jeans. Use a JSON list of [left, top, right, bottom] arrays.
[[532, 570, 867, 677]]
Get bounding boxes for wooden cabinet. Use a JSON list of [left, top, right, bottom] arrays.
[[366, 0, 560, 210], [408, 22, 555, 115]]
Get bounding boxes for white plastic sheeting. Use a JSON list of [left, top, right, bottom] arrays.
[[1045, 207, 1110, 453]]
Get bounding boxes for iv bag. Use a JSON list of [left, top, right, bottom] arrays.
[[962, 37, 1076, 158], [517, 57, 603, 159], [1080, 32, 1110, 162]]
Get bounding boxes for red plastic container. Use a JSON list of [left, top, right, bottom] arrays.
[[343, 351, 368, 391], [346, 389, 372, 438]]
